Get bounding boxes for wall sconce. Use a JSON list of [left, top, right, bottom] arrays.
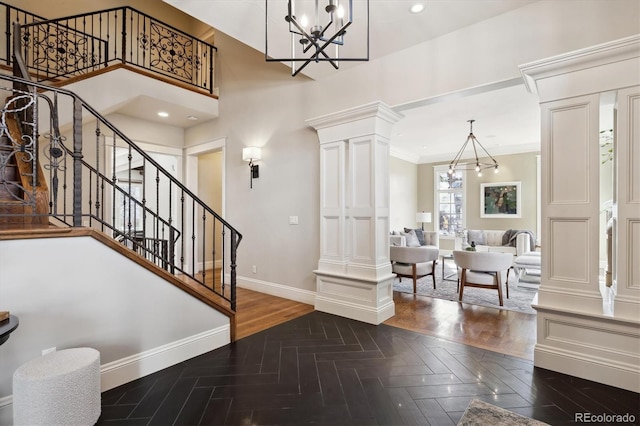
[[242, 147, 262, 188], [416, 211, 432, 230]]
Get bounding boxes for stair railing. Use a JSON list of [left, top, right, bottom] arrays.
[[1, 27, 240, 310], [3, 3, 216, 95]]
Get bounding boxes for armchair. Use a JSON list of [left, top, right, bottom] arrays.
[[390, 246, 439, 293], [453, 251, 513, 306]]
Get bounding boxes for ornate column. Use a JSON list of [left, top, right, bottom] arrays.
[[307, 102, 402, 324], [520, 35, 640, 392]]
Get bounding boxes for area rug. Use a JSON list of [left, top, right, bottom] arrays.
[[393, 264, 538, 314], [458, 399, 549, 425]]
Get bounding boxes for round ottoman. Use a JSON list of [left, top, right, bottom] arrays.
[[13, 347, 101, 425]]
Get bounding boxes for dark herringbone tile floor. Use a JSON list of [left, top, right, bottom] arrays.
[[97, 312, 640, 425]]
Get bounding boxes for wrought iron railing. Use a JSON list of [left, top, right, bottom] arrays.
[[0, 2, 45, 67], [0, 3, 216, 94], [0, 40, 239, 310]]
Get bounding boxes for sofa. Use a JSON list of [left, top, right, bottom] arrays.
[[463, 229, 534, 257], [390, 228, 439, 250]]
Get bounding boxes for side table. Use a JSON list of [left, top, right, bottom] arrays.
[[441, 253, 457, 282]]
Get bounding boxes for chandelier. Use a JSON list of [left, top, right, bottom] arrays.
[[448, 120, 499, 177], [265, 0, 370, 77]]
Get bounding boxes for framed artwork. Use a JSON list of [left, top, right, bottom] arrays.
[[480, 181, 521, 218]]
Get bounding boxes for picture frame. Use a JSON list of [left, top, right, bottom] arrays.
[[480, 181, 522, 218]]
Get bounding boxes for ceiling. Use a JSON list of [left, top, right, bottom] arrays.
[[124, 0, 542, 164]]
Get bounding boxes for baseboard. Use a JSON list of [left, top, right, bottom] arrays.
[[100, 325, 230, 392], [534, 306, 640, 393], [0, 326, 230, 424], [535, 344, 640, 393], [315, 295, 395, 325], [237, 276, 316, 305], [197, 259, 222, 271]]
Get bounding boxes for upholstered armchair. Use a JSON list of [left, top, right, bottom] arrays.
[[452, 250, 513, 306], [390, 246, 439, 293]]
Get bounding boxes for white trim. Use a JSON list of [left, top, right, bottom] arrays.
[[185, 138, 226, 156], [315, 294, 395, 325], [535, 344, 640, 393], [237, 276, 316, 305], [390, 147, 420, 164], [184, 138, 226, 275], [100, 325, 230, 392], [198, 260, 223, 270], [0, 326, 230, 423], [0, 395, 11, 409]]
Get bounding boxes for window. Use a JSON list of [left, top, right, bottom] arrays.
[[434, 166, 465, 236]]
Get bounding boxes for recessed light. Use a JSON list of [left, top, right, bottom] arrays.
[[410, 3, 425, 14], [187, 115, 199, 121], [157, 111, 169, 118]]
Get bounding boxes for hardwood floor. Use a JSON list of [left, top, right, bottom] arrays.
[[233, 287, 536, 360], [235, 288, 314, 340], [386, 291, 537, 360], [98, 306, 640, 425]]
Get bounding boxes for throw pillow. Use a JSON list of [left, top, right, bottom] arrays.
[[401, 230, 421, 247], [404, 227, 426, 246], [467, 230, 486, 246]]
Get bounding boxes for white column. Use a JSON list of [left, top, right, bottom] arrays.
[[520, 35, 640, 392], [614, 86, 640, 320], [307, 102, 403, 324]]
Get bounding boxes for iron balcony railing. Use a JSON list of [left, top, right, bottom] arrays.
[[0, 33, 239, 310], [0, 2, 216, 94]]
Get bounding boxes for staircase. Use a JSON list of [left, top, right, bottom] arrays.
[[0, 4, 240, 318]]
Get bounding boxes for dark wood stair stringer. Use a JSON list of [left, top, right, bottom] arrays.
[[0, 107, 49, 226]]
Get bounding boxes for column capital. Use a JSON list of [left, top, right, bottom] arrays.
[[306, 101, 403, 143]]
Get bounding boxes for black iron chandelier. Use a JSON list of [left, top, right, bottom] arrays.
[[448, 120, 499, 177], [265, 0, 370, 77]]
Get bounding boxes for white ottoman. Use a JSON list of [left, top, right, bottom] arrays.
[[514, 252, 541, 288], [13, 347, 101, 425]]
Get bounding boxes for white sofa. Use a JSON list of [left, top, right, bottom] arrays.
[[390, 229, 439, 250], [463, 229, 534, 257]]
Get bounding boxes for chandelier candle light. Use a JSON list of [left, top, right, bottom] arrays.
[[448, 120, 499, 177], [265, 0, 370, 77]]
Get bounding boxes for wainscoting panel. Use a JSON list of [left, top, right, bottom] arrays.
[[538, 94, 601, 314], [350, 137, 373, 208], [615, 87, 640, 320], [548, 103, 592, 205], [548, 218, 590, 283], [351, 216, 373, 262]]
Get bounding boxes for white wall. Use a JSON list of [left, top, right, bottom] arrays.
[[183, 0, 638, 298], [389, 156, 418, 232], [0, 236, 230, 422]]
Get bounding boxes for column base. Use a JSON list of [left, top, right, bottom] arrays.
[[314, 270, 395, 325], [533, 304, 640, 393]]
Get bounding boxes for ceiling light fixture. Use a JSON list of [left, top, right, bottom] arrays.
[[187, 115, 198, 121], [448, 120, 499, 177], [265, 0, 370, 77], [157, 111, 169, 118], [410, 3, 425, 14]]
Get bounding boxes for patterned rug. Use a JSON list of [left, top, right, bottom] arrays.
[[393, 264, 538, 315], [458, 399, 549, 425]]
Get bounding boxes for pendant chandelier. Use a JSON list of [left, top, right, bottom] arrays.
[[448, 120, 499, 177], [265, 0, 370, 77]]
